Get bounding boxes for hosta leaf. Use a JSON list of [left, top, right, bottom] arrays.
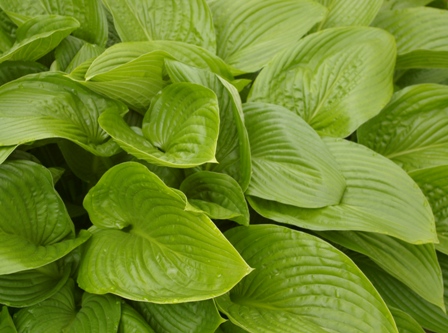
[[215, 225, 398, 333], [180, 171, 249, 225], [54, 36, 85, 71], [389, 307, 425, 333], [0, 24, 13, 53], [209, 0, 327, 73], [0, 15, 79, 64], [132, 300, 224, 333], [0, 72, 126, 156], [397, 68, 448, 87], [118, 303, 155, 333], [0, 160, 90, 274], [0, 146, 15, 164], [381, 0, 432, 10], [14, 279, 121, 333], [0, 307, 16, 333], [249, 27, 396, 137], [217, 321, 249, 333], [409, 166, 448, 254], [315, 0, 383, 29], [248, 138, 436, 244], [100, 83, 219, 168], [374, 7, 448, 69], [0, 61, 46, 86], [65, 43, 104, 73], [0, 0, 108, 46], [244, 102, 345, 208], [165, 60, 251, 189], [358, 84, 448, 172], [0, 259, 71, 307], [103, 0, 216, 52], [318, 231, 444, 309], [79, 162, 251, 302]]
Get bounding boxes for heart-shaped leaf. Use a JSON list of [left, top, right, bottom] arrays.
[[79, 162, 251, 302]]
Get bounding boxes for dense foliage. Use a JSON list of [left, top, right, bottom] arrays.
[[0, 0, 448, 332]]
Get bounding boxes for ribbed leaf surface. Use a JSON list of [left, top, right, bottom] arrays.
[[249, 27, 396, 137], [0, 61, 46, 85], [389, 307, 425, 333], [118, 303, 155, 333], [216, 225, 398, 333], [0, 146, 15, 164]]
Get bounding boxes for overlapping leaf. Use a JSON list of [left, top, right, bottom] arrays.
[[79, 162, 251, 302], [0, 61, 46, 85], [118, 303, 155, 333], [249, 27, 396, 137], [0, 146, 15, 164], [0, 307, 16, 333], [389, 307, 425, 333], [215, 225, 398, 333]]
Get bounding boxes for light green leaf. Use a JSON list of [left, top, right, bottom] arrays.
[[0, 61, 46, 86], [0, 72, 126, 156], [100, 83, 219, 168], [102, 0, 216, 52], [65, 43, 104, 73], [0, 0, 108, 46], [0, 160, 90, 274], [249, 27, 396, 137], [118, 303, 155, 333], [180, 171, 249, 225], [358, 84, 448, 172], [389, 307, 425, 333], [14, 279, 122, 333], [215, 225, 398, 333], [79, 162, 251, 302], [209, 0, 326, 73], [248, 138, 437, 244], [0, 307, 16, 333], [409, 166, 448, 255], [373, 7, 448, 69], [381, 0, 432, 10], [132, 300, 224, 333], [165, 60, 251, 189], [0, 15, 79, 64], [318, 231, 444, 309], [315, 0, 383, 29], [0, 24, 13, 53], [244, 102, 346, 208], [0, 145, 15, 164]]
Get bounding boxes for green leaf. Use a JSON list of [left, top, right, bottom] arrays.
[[0, 61, 46, 86], [318, 231, 444, 309], [409, 166, 448, 255], [315, 0, 383, 29], [0, 307, 17, 333], [249, 27, 396, 137], [244, 102, 346, 208], [65, 43, 104, 73], [0, 145, 15, 164], [0, 72, 126, 156], [215, 225, 398, 333], [14, 279, 122, 333], [180, 171, 249, 225], [118, 303, 155, 333], [0, 160, 90, 274], [208, 0, 327, 73], [248, 138, 437, 244], [216, 321, 249, 333], [389, 307, 425, 333], [165, 60, 251, 189], [396, 68, 448, 87], [0, 15, 79, 64], [53, 35, 85, 71], [0, 0, 108, 46], [373, 7, 448, 69], [132, 300, 224, 333], [100, 82, 219, 168], [381, 0, 432, 10], [102, 0, 216, 52], [79, 162, 251, 302], [358, 84, 448, 172]]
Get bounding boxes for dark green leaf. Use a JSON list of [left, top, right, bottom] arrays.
[[0, 307, 16, 333]]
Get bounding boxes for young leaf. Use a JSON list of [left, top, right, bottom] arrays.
[[0, 160, 90, 274], [0, 61, 46, 86], [249, 27, 396, 137], [209, 0, 327, 73], [248, 138, 437, 244], [0, 307, 16, 333], [0, 72, 126, 156], [389, 307, 425, 333], [215, 225, 398, 333], [358, 84, 448, 172], [79, 162, 251, 302], [118, 303, 155, 333], [100, 83, 220, 168], [102, 0, 216, 53]]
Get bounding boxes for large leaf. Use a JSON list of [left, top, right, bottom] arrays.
[[0, 15, 79, 64], [118, 303, 155, 333], [14, 279, 121, 333], [102, 0, 215, 52], [132, 300, 224, 333], [0, 160, 90, 274], [409, 166, 448, 254], [0, 61, 46, 86], [248, 138, 437, 244], [215, 225, 398, 333], [243, 102, 346, 208], [373, 7, 448, 69], [208, 0, 327, 73], [0, 0, 108, 46], [358, 84, 448, 172], [79, 162, 251, 302], [0, 72, 126, 156], [165, 60, 251, 189], [0, 307, 16, 333], [389, 307, 425, 333], [100, 82, 219, 168], [249, 27, 396, 137], [318, 230, 444, 309]]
